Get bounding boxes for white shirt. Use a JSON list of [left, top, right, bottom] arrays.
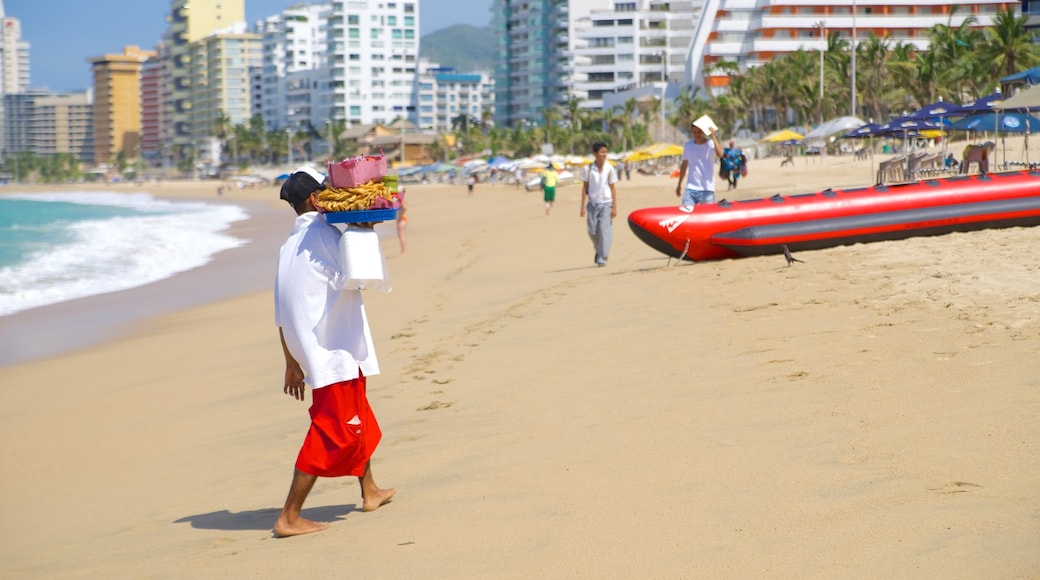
[[275, 212, 379, 389], [682, 139, 717, 192], [581, 162, 618, 204]]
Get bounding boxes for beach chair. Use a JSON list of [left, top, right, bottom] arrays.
[[876, 154, 907, 185], [960, 142, 995, 175]]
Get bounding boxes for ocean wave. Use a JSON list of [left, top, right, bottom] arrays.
[[0, 191, 249, 316]]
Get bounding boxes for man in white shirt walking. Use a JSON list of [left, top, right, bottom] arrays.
[[272, 166, 396, 537], [675, 120, 724, 212], [580, 142, 619, 267]]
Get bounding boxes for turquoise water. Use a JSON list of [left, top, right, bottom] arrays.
[[0, 191, 249, 316]]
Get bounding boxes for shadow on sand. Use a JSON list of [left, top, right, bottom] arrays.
[[174, 504, 359, 531]]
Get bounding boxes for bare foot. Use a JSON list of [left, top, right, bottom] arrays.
[[362, 487, 397, 512], [273, 516, 330, 538]]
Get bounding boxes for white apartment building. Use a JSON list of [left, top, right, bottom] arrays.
[[572, 0, 702, 111], [411, 61, 494, 132], [321, 0, 420, 126], [692, 1, 1016, 95], [256, 3, 331, 132], [0, 0, 30, 156]]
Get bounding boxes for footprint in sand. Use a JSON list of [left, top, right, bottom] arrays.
[[417, 400, 454, 411], [928, 481, 983, 494]]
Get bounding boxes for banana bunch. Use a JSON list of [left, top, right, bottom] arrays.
[[315, 180, 393, 212]]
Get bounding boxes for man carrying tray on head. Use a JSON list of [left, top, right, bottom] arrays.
[[272, 166, 396, 538]]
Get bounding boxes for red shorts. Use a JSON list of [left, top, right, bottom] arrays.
[[295, 374, 382, 477]]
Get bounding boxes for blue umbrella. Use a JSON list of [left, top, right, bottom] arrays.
[[878, 118, 941, 136], [948, 112, 1040, 134], [955, 91, 1003, 115], [905, 100, 964, 121], [840, 122, 884, 138]]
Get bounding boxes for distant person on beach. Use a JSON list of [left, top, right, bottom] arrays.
[[722, 141, 743, 190], [467, 174, 476, 194], [580, 142, 618, 267], [272, 166, 396, 537], [396, 193, 408, 256], [541, 163, 558, 215], [676, 120, 724, 212]]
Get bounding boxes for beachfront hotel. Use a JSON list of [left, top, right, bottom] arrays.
[[161, 0, 247, 162], [571, 0, 700, 111], [88, 45, 156, 166], [255, 3, 331, 134], [411, 61, 495, 132], [491, 0, 599, 128], [693, 0, 1017, 95], [0, 0, 29, 159]]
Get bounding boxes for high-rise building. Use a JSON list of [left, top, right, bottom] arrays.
[[412, 61, 495, 132], [189, 25, 261, 142], [89, 45, 156, 166], [490, 0, 597, 128], [161, 0, 246, 160], [0, 0, 28, 95], [3, 90, 94, 162], [572, 0, 700, 112], [692, 1, 1017, 94], [256, 3, 331, 132], [140, 53, 165, 163], [322, 0, 420, 126], [0, 0, 30, 157]]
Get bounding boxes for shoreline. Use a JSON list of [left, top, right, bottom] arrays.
[[0, 186, 289, 367]]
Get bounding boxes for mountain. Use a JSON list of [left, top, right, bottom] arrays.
[[419, 24, 496, 73]]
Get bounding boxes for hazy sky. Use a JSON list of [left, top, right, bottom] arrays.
[[6, 0, 493, 92]]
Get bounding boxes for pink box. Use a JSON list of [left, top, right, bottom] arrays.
[[328, 153, 388, 188]]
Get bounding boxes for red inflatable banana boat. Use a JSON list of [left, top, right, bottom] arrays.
[[628, 170, 1040, 262]]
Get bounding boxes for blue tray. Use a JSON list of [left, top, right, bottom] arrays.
[[324, 207, 400, 224]]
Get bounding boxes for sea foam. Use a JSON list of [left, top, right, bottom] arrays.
[[0, 191, 249, 316]]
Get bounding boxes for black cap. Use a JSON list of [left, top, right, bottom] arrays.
[[279, 166, 326, 205]]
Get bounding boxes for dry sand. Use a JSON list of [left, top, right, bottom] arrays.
[[1, 146, 1038, 579]]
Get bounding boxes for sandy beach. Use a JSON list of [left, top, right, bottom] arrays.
[[1, 146, 1038, 578]]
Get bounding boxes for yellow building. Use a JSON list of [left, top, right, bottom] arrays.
[[89, 45, 156, 166]]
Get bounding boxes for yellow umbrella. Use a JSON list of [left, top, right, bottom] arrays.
[[760, 129, 805, 143], [624, 143, 684, 162]]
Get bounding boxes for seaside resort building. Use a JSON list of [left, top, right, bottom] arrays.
[[89, 45, 156, 166], [693, 0, 1017, 97], [412, 61, 495, 132], [160, 0, 247, 165], [551, 0, 1017, 140], [491, 0, 599, 129]]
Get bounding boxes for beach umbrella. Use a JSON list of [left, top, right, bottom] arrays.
[[948, 112, 1040, 133], [949, 112, 1040, 167], [760, 129, 805, 143], [839, 122, 884, 138], [955, 91, 1003, 115], [905, 100, 964, 121]]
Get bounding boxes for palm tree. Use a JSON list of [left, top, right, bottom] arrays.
[[983, 5, 1040, 78]]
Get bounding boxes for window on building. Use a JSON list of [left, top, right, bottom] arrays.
[[349, 28, 360, 38]]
